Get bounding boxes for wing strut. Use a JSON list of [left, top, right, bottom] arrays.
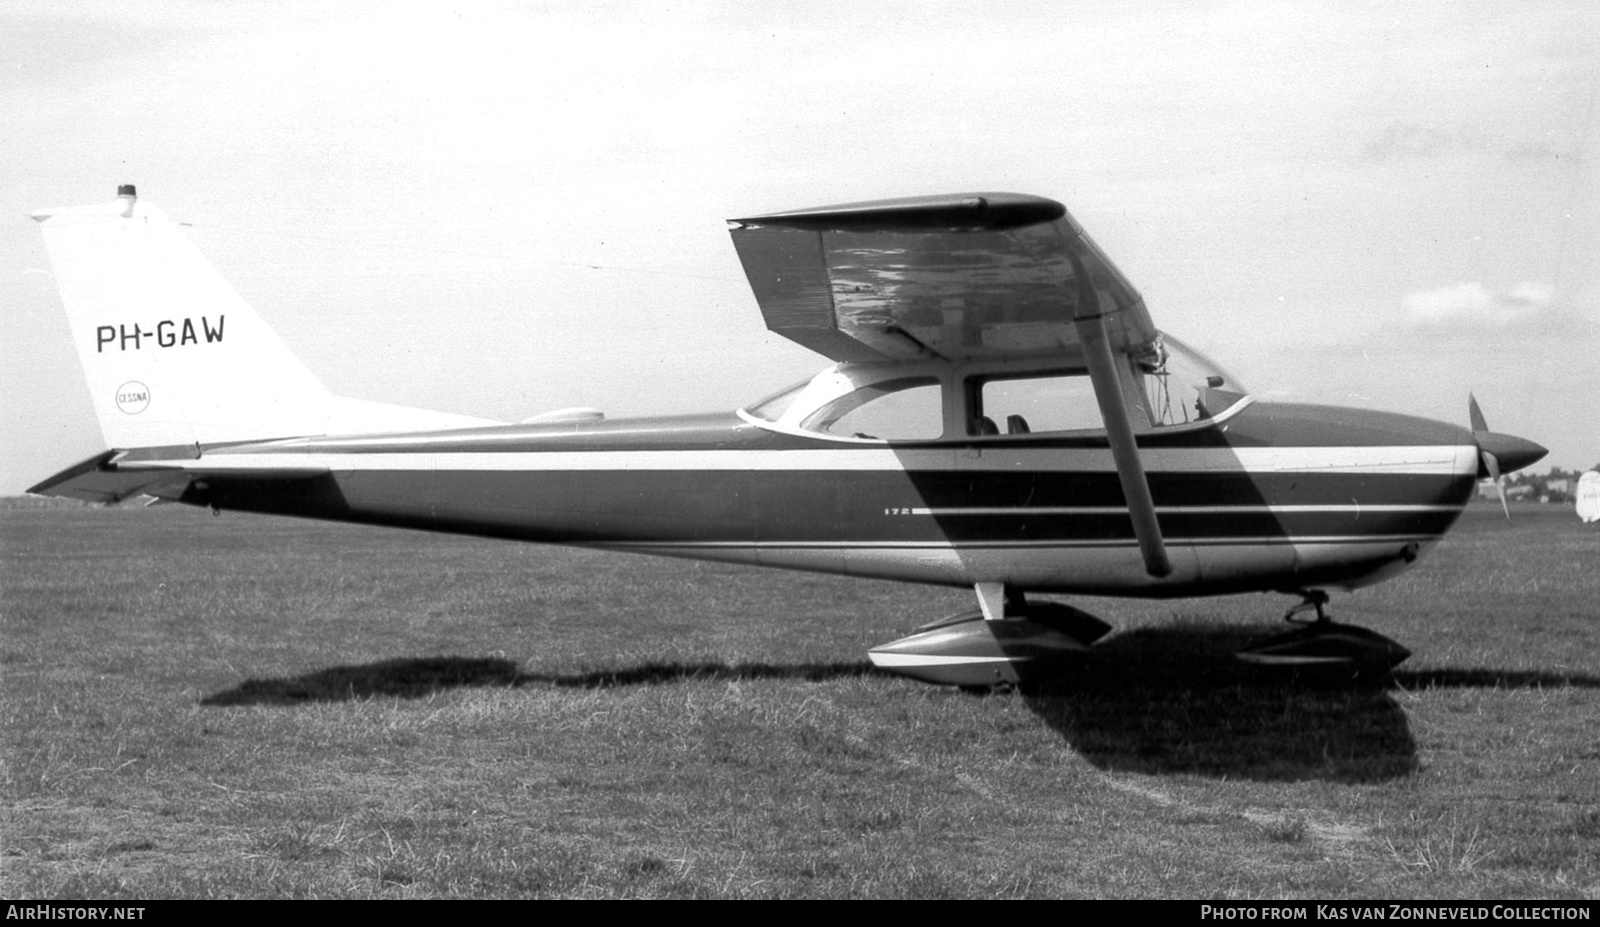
[[1064, 238, 1173, 578]]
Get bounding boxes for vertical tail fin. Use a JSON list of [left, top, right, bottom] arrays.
[[32, 186, 332, 448]]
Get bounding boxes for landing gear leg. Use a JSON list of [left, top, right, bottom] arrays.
[[1284, 589, 1331, 624], [973, 582, 1026, 621]]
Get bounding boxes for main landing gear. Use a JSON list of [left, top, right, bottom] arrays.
[[866, 584, 1413, 687], [866, 584, 1110, 688], [1234, 589, 1411, 672]]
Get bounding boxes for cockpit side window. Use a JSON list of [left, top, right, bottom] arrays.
[[969, 371, 1102, 436], [962, 336, 1248, 437]]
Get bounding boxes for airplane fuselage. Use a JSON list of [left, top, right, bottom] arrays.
[[138, 397, 1479, 599]]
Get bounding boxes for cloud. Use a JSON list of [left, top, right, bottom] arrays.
[[1360, 121, 1583, 165], [1362, 122, 1484, 162], [1402, 281, 1560, 329]]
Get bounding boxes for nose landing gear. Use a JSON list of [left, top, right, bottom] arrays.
[[1235, 589, 1410, 672]]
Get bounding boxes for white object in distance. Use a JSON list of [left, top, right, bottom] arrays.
[[1576, 471, 1600, 524]]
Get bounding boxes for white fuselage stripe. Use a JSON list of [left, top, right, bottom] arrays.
[[134, 445, 1480, 475]]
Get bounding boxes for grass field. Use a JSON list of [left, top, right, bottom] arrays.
[[2, 501, 1596, 899]]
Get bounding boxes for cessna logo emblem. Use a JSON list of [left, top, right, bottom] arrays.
[[115, 381, 150, 415]]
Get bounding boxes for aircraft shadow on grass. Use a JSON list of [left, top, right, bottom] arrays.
[[1391, 667, 1600, 690], [199, 656, 876, 706], [1018, 625, 1421, 784], [200, 656, 529, 706], [199, 629, 1598, 786], [1016, 625, 1600, 784]]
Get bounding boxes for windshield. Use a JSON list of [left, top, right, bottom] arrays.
[[1142, 334, 1248, 426]]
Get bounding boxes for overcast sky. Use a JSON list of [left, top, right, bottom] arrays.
[[3, 1, 1596, 494]]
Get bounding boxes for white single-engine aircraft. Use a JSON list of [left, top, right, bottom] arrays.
[[29, 186, 1548, 686]]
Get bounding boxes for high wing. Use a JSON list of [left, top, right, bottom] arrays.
[[728, 192, 1158, 365]]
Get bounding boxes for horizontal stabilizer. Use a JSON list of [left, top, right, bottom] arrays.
[[28, 449, 329, 505], [28, 451, 188, 504]]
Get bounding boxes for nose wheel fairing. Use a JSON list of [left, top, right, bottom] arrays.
[[1234, 590, 1410, 673], [1234, 622, 1411, 672]]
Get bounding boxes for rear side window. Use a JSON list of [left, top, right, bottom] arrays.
[[803, 377, 943, 440]]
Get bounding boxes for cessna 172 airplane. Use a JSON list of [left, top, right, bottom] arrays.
[[29, 186, 1548, 686]]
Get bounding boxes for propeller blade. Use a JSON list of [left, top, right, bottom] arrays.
[[1468, 392, 1489, 434], [1468, 395, 1547, 521], [1481, 449, 1509, 520]]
